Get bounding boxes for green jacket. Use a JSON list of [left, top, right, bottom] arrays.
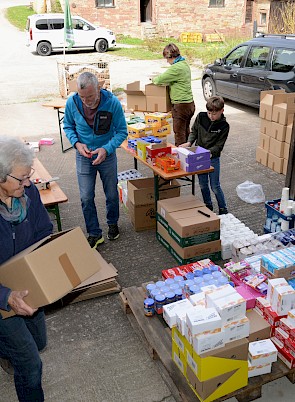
[[152, 60, 193, 104], [188, 112, 229, 159]]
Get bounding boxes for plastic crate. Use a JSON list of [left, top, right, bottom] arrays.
[[264, 198, 295, 233], [57, 61, 110, 98]]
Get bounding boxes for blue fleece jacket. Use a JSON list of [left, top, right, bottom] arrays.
[[63, 90, 128, 155], [0, 184, 53, 311]]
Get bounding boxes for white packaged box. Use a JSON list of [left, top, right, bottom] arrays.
[[267, 278, 288, 303], [288, 309, 295, 326], [248, 339, 278, 365], [248, 361, 272, 378], [205, 284, 237, 308], [176, 305, 196, 336], [189, 291, 206, 307], [223, 316, 250, 343], [163, 298, 193, 328], [271, 285, 295, 316], [213, 293, 246, 323], [192, 330, 225, 355], [186, 307, 222, 336]]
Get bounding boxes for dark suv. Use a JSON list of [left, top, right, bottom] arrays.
[[201, 34, 295, 108]]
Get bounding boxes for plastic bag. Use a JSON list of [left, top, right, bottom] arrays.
[[236, 181, 265, 204]]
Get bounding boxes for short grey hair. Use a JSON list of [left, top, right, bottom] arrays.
[[0, 136, 34, 182], [77, 72, 99, 90]]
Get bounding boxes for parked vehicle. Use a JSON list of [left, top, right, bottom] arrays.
[[26, 14, 116, 56], [201, 34, 295, 108]]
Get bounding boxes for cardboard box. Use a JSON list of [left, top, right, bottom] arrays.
[[283, 158, 288, 175], [284, 142, 290, 160], [144, 112, 167, 127], [248, 339, 278, 365], [186, 336, 249, 381], [127, 200, 156, 231], [259, 90, 286, 121], [168, 206, 220, 239], [172, 339, 187, 376], [246, 309, 271, 342], [157, 195, 205, 230], [272, 94, 295, 124], [127, 177, 180, 206], [124, 81, 146, 111], [0, 227, 101, 317], [259, 133, 270, 151], [285, 119, 293, 144], [260, 118, 272, 135], [256, 146, 268, 166], [187, 364, 248, 402], [145, 83, 171, 112], [146, 143, 172, 165], [271, 122, 287, 141], [268, 152, 284, 173], [269, 137, 285, 158], [248, 361, 272, 378]]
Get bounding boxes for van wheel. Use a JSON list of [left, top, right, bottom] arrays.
[[95, 39, 108, 53], [37, 42, 52, 56]]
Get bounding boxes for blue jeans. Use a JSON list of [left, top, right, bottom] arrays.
[[0, 309, 46, 402], [76, 151, 119, 237], [198, 157, 227, 211]]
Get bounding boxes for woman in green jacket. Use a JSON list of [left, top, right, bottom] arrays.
[[152, 43, 195, 146]]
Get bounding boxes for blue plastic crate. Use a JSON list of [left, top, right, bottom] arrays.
[[264, 198, 295, 233]]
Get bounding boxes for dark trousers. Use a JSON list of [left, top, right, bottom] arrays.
[[172, 101, 195, 146], [0, 309, 46, 402]]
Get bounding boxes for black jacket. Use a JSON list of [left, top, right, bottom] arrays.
[[187, 112, 229, 158]]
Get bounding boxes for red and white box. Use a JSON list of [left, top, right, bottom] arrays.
[[39, 137, 55, 145]]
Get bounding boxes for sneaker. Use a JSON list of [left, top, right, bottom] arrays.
[[0, 358, 14, 375], [219, 208, 228, 215], [87, 235, 104, 249], [206, 204, 214, 211], [107, 224, 119, 240]]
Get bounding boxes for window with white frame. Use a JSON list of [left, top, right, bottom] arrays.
[[209, 0, 225, 7], [260, 12, 267, 25], [95, 0, 114, 7]]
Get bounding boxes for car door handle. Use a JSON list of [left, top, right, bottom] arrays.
[[259, 77, 265, 81], [232, 73, 238, 77]]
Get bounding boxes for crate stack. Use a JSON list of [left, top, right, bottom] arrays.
[[257, 90, 295, 174]]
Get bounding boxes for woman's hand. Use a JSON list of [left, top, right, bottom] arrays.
[[8, 290, 37, 316]]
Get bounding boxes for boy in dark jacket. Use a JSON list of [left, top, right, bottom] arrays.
[[179, 96, 229, 214]]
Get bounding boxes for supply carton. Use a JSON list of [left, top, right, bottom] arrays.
[[0, 227, 101, 318], [267, 152, 284, 173], [259, 90, 286, 121], [187, 364, 248, 402], [124, 81, 146, 111], [145, 83, 171, 112], [144, 112, 168, 127], [246, 309, 271, 342], [146, 143, 172, 165], [269, 137, 285, 158], [248, 339, 278, 365], [256, 146, 268, 166], [271, 122, 287, 141], [259, 133, 270, 151], [260, 118, 272, 135]]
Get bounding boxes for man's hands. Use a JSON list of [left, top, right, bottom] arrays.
[[75, 142, 107, 165], [8, 290, 37, 316], [178, 142, 192, 148], [90, 148, 107, 165]]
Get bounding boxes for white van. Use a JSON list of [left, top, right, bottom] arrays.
[[26, 14, 116, 56]]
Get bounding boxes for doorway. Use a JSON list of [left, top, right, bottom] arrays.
[[140, 0, 152, 22]]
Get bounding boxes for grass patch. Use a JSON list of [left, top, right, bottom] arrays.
[[6, 5, 35, 31]]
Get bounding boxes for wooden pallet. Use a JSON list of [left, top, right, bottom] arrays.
[[120, 286, 295, 402]]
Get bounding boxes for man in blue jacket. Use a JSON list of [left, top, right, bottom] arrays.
[[64, 72, 128, 249]]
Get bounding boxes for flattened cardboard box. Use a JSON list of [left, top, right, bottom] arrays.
[[0, 227, 101, 318]]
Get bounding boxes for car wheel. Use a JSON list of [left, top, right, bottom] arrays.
[[202, 77, 216, 101], [37, 42, 52, 56], [95, 39, 108, 53]]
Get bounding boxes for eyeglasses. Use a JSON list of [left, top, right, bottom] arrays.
[[7, 168, 35, 185]]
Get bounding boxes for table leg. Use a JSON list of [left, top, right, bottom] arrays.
[[46, 204, 62, 232], [134, 157, 138, 170], [154, 174, 159, 210], [57, 109, 72, 153], [192, 175, 195, 195]]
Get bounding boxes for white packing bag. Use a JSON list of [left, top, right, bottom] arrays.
[[236, 181, 265, 204]]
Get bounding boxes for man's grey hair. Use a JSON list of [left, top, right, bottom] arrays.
[[77, 72, 99, 90], [0, 136, 34, 182]]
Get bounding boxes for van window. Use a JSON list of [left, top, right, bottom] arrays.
[[48, 19, 64, 29], [272, 48, 295, 72], [36, 19, 49, 30]]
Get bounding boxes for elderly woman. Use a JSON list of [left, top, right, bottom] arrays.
[[0, 136, 53, 402], [152, 43, 195, 146]]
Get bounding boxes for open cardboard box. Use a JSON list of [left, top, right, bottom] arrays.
[[0, 227, 101, 318]]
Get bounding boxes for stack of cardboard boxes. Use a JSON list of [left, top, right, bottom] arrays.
[[257, 90, 295, 174], [156, 195, 221, 265], [126, 177, 180, 231], [124, 81, 172, 112]]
